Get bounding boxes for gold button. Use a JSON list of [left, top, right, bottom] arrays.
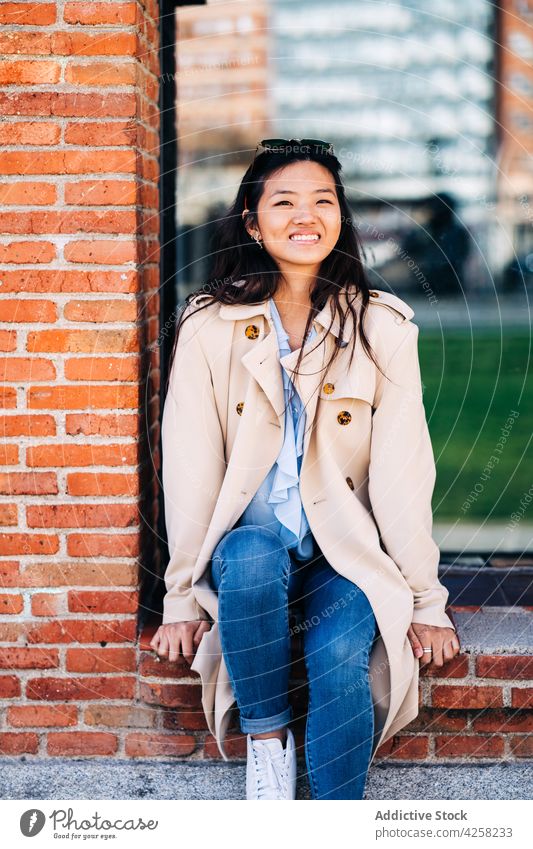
[[337, 410, 352, 425], [369, 291, 379, 298], [323, 382, 335, 394], [346, 476, 354, 490], [236, 402, 244, 416], [245, 324, 259, 339]]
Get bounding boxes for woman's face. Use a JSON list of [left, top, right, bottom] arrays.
[[246, 160, 342, 274]]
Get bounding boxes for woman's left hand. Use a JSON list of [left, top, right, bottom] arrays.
[[407, 622, 461, 668]]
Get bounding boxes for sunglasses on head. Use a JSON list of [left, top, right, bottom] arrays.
[[255, 138, 335, 156], [242, 138, 335, 213]]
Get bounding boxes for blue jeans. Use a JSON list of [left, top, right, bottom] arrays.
[[209, 525, 379, 800]]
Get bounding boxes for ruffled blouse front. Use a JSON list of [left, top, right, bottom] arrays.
[[234, 298, 315, 560]]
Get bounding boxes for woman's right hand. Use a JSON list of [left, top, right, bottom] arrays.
[[150, 620, 212, 664]]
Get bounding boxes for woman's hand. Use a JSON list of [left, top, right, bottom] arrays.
[[407, 622, 461, 668], [150, 620, 212, 665]]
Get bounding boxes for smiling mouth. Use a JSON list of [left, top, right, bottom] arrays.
[[289, 234, 321, 242]]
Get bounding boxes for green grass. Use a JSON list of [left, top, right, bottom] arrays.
[[419, 330, 532, 522]]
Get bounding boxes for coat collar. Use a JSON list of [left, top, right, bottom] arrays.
[[218, 283, 358, 346]]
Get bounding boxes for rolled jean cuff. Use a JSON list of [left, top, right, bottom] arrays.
[[239, 705, 293, 734]]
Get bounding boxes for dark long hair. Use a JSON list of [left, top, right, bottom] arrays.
[[166, 144, 384, 414]]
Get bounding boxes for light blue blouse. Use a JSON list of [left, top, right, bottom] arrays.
[[234, 298, 316, 560]]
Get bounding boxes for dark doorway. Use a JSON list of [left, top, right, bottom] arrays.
[[140, 0, 207, 628]]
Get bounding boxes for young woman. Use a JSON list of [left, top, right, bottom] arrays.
[[150, 139, 461, 800]]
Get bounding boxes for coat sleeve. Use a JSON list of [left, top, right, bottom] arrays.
[[368, 320, 456, 632], [161, 305, 225, 624]]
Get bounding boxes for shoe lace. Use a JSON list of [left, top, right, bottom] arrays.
[[251, 740, 288, 800]]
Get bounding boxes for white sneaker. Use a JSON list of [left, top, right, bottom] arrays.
[[246, 728, 297, 800]]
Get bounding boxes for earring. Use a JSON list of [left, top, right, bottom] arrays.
[[253, 233, 263, 249]]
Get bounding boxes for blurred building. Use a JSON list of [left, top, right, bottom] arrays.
[[272, 0, 497, 293], [174, 0, 533, 294], [495, 0, 533, 290], [273, 0, 496, 200], [176, 0, 269, 222]]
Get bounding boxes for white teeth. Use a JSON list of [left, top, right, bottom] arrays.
[[290, 234, 320, 241]]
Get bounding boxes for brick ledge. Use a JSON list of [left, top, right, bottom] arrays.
[[137, 606, 533, 763]]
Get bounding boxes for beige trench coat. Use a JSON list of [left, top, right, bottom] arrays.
[[161, 284, 456, 764]]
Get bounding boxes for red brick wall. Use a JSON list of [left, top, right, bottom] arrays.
[[0, 0, 160, 756]]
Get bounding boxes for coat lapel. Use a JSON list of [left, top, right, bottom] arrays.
[[240, 320, 286, 422]]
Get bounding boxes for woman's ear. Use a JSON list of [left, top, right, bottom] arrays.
[[242, 211, 259, 240], [241, 210, 250, 235]]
